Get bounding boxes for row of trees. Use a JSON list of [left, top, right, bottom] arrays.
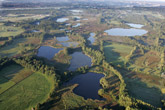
[[101, 60, 158, 110], [82, 45, 105, 65], [13, 56, 60, 89]]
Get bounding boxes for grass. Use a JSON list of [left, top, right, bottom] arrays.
[[54, 49, 72, 65], [128, 50, 161, 75], [2, 14, 49, 22], [51, 85, 104, 110], [0, 64, 23, 79], [0, 38, 36, 57], [0, 72, 53, 110], [104, 42, 133, 66], [0, 23, 24, 37], [0, 64, 35, 94], [125, 78, 162, 107], [0, 76, 15, 94]]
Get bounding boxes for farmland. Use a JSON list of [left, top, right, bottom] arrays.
[[0, 23, 24, 37], [0, 72, 53, 110]]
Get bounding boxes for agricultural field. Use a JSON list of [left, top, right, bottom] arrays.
[[0, 64, 32, 94], [0, 72, 53, 110], [0, 23, 24, 37], [104, 42, 133, 66], [0, 37, 40, 57], [129, 50, 161, 75], [1, 14, 49, 22]]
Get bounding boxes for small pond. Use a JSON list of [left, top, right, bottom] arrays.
[[65, 23, 71, 26], [70, 10, 83, 13], [126, 23, 144, 28], [37, 46, 63, 60], [59, 42, 79, 47], [56, 36, 69, 42], [56, 18, 69, 23], [104, 28, 148, 37], [88, 33, 95, 44], [31, 30, 40, 33], [66, 72, 105, 100], [68, 52, 92, 71], [83, 18, 88, 20], [73, 23, 81, 28]]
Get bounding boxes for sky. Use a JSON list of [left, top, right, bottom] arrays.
[[1, 0, 165, 3]]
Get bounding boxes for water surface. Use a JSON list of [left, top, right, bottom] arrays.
[[56, 36, 69, 42], [65, 23, 71, 26], [60, 42, 78, 47], [104, 28, 148, 37], [31, 30, 40, 33], [66, 72, 105, 100], [68, 52, 92, 71], [56, 18, 69, 23], [37, 46, 63, 60], [88, 33, 95, 44], [126, 23, 144, 28], [70, 10, 83, 13], [73, 23, 81, 28]]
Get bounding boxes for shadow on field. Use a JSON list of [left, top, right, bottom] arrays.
[[118, 68, 162, 107], [40, 87, 70, 110], [104, 43, 125, 66]]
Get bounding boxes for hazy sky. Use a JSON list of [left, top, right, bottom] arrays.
[[1, 0, 165, 3]]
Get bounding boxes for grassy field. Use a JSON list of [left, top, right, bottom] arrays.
[[125, 78, 162, 107], [0, 64, 23, 93], [51, 84, 105, 110], [2, 14, 49, 22], [128, 50, 161, 75], [0, 72, 53, 110], [104, 42, 133, 66], [0, 38, 37, 57], [0, 64, 36, 94], [0, 23, 24, 37]]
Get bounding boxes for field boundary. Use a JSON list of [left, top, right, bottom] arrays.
[[0, 73, 34, 96]]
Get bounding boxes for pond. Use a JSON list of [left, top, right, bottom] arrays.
[[126, 23, 144, 28], [88, 33, 95, 44], [56, 36, 69, 42], [65, 23, 71, 26], [31, 30, 40, 33], [59, 42, 79, 47], [83, 18, 88, 20], [66, 72, 105, 100], [104, 28, 148, 37], [73, 23, 81, 28], [68, 52, 92, 71], [36, 22, 40, 25], [37, 46, 63, 60], [70, 10, 83, 13], [56, 18, 69, 23]]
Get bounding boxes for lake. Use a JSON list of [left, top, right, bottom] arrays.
[[73, 23, 81, 28], [59, 42, 79, 47], [126, 23, 144, 28], [104, 28, 148, 37], [56, 36, 69, 42], [68, 52, 92, 71], [31, 30, 40, 33], [88, 33, 95, 44], [66, 72, 105, 100], [56, 18, 69, 23], [65, 23, 71, 26], [37, 46, 63, 60], [70, 10, 83, 13]]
